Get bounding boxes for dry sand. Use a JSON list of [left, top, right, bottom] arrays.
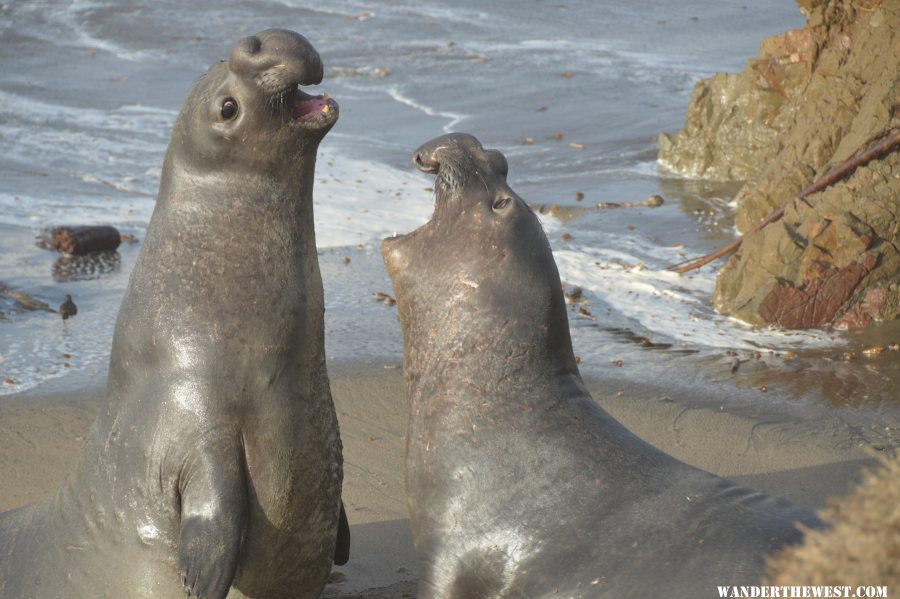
[[0, 362, 882, 598]]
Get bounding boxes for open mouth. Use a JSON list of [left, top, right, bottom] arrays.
[[286, 86, 337, 127]]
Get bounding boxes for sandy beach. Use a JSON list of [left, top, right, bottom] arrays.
[[0, 360, 883, 597]]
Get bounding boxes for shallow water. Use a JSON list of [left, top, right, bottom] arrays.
[[0, 0, 897, 410]]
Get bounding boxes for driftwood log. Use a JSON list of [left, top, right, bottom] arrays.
[[50, 226, 121, 255]]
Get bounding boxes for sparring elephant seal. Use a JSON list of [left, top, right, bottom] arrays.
[[381, 133, 824, 599], [0, 29, 348, 599]]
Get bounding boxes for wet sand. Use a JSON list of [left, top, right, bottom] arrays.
[[0, 362, 882, 597]]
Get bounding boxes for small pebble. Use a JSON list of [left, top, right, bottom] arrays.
[[575, 192, 584, 201], [553, 132, 563, 141], [759, 385, 768, 392], [561, 232, 573, 241], [342, 256, 351, 265], [564, 287, 583, 304], [645, 194, 664, 207], [730, 358, 740, 374], [613, 359, 624, 367], [384, 297, 396, 307]]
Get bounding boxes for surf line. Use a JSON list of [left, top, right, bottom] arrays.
[[386, 86, 467, 133]]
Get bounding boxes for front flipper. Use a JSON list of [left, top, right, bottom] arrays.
[[334, 500, 351, 565], [178, 435, 248, 599]]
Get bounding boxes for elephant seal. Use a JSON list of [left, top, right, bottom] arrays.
[[381, 133, 824, 599], [0, 29, 347, 599]]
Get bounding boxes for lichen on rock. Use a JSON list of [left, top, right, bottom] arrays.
[[660, 0, 900, 329]]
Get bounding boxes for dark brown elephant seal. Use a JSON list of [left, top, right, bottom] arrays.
[[381, 133, 824, 599], [0, 29, 348, 599]]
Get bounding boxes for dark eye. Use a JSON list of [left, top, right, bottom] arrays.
[[220, 98, 238, 119], [492, 197, 512, 212]]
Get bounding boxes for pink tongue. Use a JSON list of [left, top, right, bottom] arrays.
[[292, 97, 327, 119]]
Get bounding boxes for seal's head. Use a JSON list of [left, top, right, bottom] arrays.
[[382, 133, 576, 374], [171, 28, 338, 175]]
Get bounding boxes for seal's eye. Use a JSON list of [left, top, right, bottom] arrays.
[[492, 197, 512, 212], [220, 98, 238, 120]]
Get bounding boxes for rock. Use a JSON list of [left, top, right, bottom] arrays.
[[715, 180, 900, 327], [661, 0, 900, 329], [657, 70, 791, 181]]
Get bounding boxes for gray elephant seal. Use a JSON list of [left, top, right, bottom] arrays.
[[0, 29, 347, 599], [381, 133, 823, 599]]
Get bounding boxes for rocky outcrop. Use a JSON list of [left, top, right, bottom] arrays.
[[660, 0, 900, 329], [766, 453, 900, 588]]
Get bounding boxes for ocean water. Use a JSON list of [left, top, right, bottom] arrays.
[[1, 0, 897, 409]]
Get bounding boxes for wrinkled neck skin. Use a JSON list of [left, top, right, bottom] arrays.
[[131, 146, 316, 329], [394, 222, 585, 444]]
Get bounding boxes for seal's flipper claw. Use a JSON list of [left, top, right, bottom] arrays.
[[177, 438, 248, 599], [333, 500, 351, 565]]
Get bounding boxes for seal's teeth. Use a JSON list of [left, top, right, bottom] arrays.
[[322, 105, 330, 113], [323, 90, 329, 101]]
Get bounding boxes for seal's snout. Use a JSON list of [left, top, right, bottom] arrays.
[[413, 149, 440, 174], [412, 132, 502, 178], [229, 28, 324, 87]]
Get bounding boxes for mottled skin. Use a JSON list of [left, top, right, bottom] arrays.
[[0, 29, 348, 599], [382, 133, 824, 599]]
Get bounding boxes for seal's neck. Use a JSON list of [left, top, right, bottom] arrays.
[[401, 292, 581, 417], [116, 148, 324, 346]]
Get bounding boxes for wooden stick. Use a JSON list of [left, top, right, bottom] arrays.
[[668, 127, 900, 274]]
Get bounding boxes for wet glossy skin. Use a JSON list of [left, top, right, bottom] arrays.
[[0, 29, 346, 599], [382, 133, 823, 599]]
